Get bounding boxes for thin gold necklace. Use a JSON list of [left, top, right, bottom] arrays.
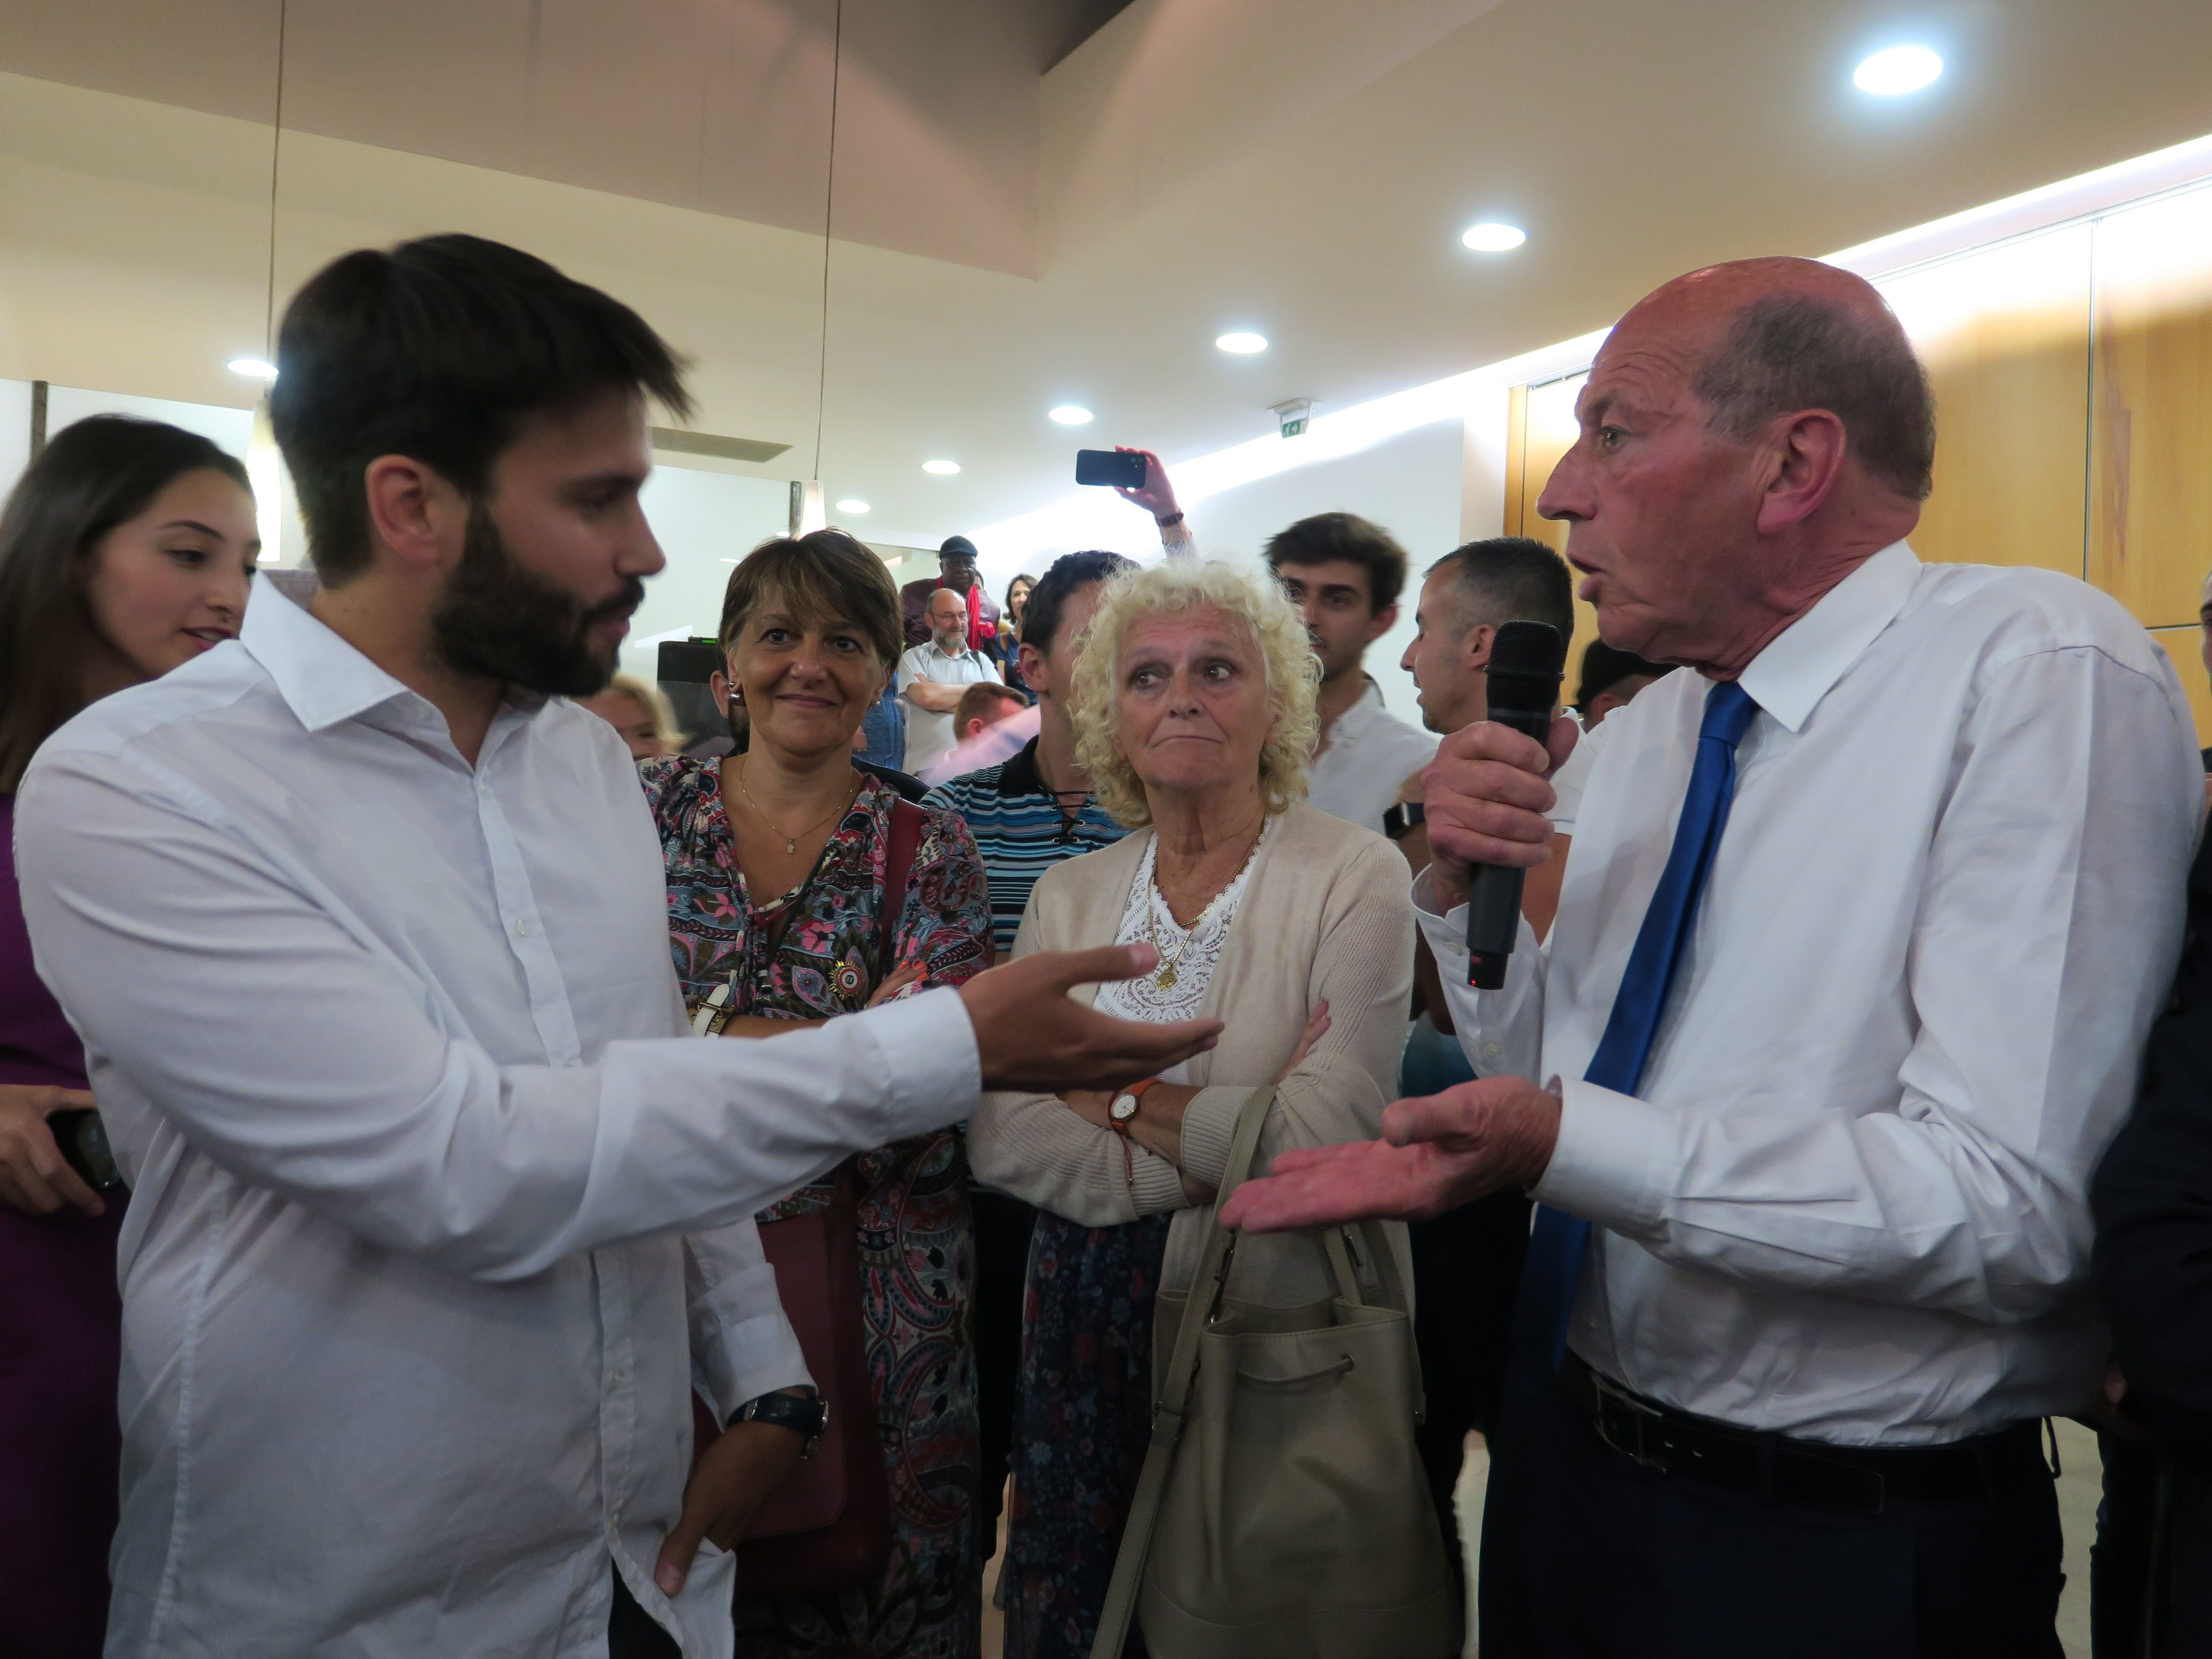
[[1146, 820, 1266, 990], [734, 757, 860, 855]]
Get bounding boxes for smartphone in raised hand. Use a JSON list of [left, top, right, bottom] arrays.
[[1075, 449, 1147, 490]]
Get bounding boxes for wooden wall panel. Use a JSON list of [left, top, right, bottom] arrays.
[[1503, 382, 1529, 538], [1884, 224, 2091, 577], [2149, 625, 2212, 748], [2091, 188, 2212, 628], [1513, 374, 1604, 699]]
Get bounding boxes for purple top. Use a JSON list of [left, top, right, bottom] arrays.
[[0, 791, 117, 1659], [0, 794, 88, 1089]]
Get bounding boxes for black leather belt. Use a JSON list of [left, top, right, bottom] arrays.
[[1560, 1352, 2051, 1516]]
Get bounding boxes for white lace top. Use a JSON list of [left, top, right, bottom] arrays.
[[1094, 819, 1273, 1081]]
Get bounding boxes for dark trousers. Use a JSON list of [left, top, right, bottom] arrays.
[[1408, 1189, 1528, 1587], [609, 1569, 680, 1659], [970, 1186, 1037, 1558], [2093, 1433, 2212, 1657], [1401, 1014, 1529, 1586], [1479, 1367, 2065, 1659]]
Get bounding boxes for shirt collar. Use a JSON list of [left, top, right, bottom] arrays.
[[1734, 540, 1920, 734], [998, 736, 1043, 798], [241, 571, 553, 738], [241, 572, 418, 733]]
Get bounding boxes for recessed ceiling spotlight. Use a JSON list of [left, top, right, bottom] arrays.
[[1049, 405, 1094, 425], [1854, 45, 1942, 96], [1215, 332, 1268, 355], [836, 498, 870, 514], [1460, 222, 1527, 253], [228, 357, 278, 380], [922, 458, 961, 475]]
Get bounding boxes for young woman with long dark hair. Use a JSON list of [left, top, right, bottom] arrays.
[[0, 415, 256, 1658]]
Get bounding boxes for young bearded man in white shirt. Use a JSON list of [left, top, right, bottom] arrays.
[[1226, 256, 2201, 1658], [14, 234, 1216, 1659]]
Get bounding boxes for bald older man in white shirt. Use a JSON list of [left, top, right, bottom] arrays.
[[1226, 256, 2199, 1659]]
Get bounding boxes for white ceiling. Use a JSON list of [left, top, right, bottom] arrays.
[[4, 0, 2212, 552]]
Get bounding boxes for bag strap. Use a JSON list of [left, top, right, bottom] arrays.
[[875, 797, 925, 984], [1090, 1085, 1277, 1659]]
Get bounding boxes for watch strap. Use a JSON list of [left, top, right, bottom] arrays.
[[738, 1388, 828, 1457]]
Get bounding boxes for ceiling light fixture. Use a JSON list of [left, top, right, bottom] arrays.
[[923, 458, 961, 475], [1460, 222, 1527, 253], [836, 498, 870, 513], [1049, 405, 1094, 425], [228, 357, 278, 381], [1854, 45, 1943, 96], [1215, 332, 1268, 355]]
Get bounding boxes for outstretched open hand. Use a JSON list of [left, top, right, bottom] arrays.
[[1219, 1075, 1560, 1232]]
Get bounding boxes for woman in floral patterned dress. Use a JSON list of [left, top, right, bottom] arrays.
[[642, 530, 992, 1659]]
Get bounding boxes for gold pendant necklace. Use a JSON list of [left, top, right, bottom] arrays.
[[1146, 821, 1266, 990], [735, 758, 859, 855]]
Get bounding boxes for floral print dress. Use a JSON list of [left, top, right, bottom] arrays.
[[642, 757, 993, 1659]]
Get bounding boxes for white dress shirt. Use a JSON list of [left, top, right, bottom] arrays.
[[1422, 543, 2201, 1446], [15, 578, 981, 1658], [898, 640, 999, 775], [1306, 676, 1438, 835]]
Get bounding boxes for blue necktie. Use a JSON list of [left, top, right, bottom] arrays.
[[1510, 679, 1758, 1375]]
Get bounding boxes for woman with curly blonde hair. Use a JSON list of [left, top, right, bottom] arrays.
[[967, 558, 1418, 1659]]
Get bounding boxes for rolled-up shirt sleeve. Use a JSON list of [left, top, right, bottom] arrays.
[[686, 1222, 813, 1423], [17, 751, 981, 1284], [1533, 644, 2197, 1322]]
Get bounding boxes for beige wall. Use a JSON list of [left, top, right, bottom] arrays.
[[1505, 180, 2212, 739]]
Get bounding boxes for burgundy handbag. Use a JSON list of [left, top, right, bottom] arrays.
[[691, 797, 927, 1602]]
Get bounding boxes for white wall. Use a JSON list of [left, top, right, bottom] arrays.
[[1168, 417, 1464, 729], [0, 381, 811, 678], [620, 465, 795, 679]]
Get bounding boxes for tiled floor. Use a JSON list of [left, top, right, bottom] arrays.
[[981, 1419, 2107, 1659]]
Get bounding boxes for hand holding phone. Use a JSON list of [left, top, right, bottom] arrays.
[[1075, 449, 1149, 490]]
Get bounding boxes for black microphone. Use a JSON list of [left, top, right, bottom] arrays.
[[1466, 620, 1567, 989]]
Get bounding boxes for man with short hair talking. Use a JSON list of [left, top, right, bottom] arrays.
[[15, 234, 1216, 1659], [1223, 256, 2200, 1656]]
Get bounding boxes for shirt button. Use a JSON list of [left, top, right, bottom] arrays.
[[515, 917, 531, 937], [1482, 1041, 1503, 1061]]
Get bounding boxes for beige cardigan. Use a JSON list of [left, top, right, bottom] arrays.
[[968, 801, 1416, 1314]]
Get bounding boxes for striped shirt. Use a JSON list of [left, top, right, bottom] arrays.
[[921, 737, 1127, 958]]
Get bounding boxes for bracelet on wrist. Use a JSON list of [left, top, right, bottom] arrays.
[[1156, 512, 1185, 528]]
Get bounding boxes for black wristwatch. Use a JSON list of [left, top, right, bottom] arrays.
[[1382, 800, 1425, 840], [736, 1388, 828, 1459]]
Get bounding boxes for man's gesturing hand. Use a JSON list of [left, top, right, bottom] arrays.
[[1419, 716, 1579, 913], [960, 944, 1222, 1092], [1217, 1076, 1560, 1232]]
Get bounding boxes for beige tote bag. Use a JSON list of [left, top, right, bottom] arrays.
[[1090, 1086, 1460, 1659]]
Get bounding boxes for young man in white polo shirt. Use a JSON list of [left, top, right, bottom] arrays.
[[1266, 513, 1438, 836]]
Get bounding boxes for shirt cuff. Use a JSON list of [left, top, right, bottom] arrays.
[[851, 985, 981, 1131], [723, 1319, 815, 1413], [1412, 866, 1468, 963], [1528, 1077, 1672, 1235]]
